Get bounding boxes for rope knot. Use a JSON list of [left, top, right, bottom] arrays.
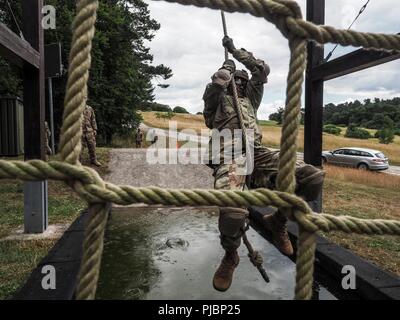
[[266, 0, 303, 38]]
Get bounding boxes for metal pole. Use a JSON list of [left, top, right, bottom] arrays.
[[48, 77, 55, 154], [220, 11, 229, 61]]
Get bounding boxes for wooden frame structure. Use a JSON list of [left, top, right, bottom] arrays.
[[304, 0, 400, 212], [0, 0, 47, 233], [305, 0, 400, 167]]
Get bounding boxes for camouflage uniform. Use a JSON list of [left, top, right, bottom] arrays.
[[136, 129, 144, 148], [80, 104, 99, 165], [203, 48, 323, 252], [44, 121, 52, 161]]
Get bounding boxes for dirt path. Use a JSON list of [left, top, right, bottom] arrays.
[[105, 148, 213, 189]]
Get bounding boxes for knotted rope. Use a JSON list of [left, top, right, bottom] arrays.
[[1, 0, 400, 300]]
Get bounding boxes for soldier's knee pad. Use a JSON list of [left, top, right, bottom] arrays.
[[295, 164, 325, 202], [218, 207, 248, 238]]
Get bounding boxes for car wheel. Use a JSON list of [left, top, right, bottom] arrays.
[[322, 156, 327, 164], [357, 163, 369, 170]]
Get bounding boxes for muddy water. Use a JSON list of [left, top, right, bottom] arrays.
[[96, 207, 336, 300]]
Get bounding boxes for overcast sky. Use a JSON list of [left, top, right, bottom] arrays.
[[144, 0, 400, 119]]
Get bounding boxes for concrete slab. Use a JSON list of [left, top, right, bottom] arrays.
[[1, 224, 68, 241]]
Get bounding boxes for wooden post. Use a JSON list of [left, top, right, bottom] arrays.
[[23, 0, 45, 161], [305, 0, 325, 212], [22, 0, 48, 233]]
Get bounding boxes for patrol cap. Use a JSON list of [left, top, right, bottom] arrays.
[[234, 69, 249, 81]]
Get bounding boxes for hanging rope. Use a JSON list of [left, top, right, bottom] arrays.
[[1, 0, 400, 300]]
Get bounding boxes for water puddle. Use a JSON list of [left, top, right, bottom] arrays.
[[96, 207, 337, 300]]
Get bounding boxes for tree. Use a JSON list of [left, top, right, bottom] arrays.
[[0, 0, 172, 145], [375, 128, 395, 144], [173, 106, 189, 114], [269, 107, 285, 124], [345, 125, 371, 140], [323, 97, 400, 132]]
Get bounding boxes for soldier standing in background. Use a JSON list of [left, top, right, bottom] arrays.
[[80, 96, 102, 167], [136, 128, 144, 148]]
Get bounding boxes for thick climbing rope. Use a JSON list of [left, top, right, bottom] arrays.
[[1, 0, 400, 300]]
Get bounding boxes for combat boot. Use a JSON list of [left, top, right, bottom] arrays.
[[91, 160, 102, 167], [213, 250, 240, 292], [263, 212, 293, 256]]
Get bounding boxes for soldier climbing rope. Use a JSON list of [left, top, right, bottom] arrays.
[[0, 0, 400, 300]]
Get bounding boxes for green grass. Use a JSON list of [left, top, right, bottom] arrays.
[[0, 148, 111, 299], [258, 120, 278, 127], [323, 178, 400, 275]]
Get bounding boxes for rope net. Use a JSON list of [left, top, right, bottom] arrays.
[[0, 0, 399, 300]]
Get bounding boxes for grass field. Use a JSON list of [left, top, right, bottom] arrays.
[[323, 166, 400, 275], [141, 112, 400, 165], [0, 148, 111, 299]]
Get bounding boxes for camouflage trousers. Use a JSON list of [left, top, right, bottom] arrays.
[[80, 131, 97, 163], [213, 146, 323, 251]]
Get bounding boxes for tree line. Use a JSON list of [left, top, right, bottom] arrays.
[[0, 0, 172, 145]]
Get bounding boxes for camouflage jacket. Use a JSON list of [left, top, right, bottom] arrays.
[[203, 48, 270, 162], [82, 105, 97, 134]]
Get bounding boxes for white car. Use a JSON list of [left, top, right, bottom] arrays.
[[322, 147, 389, 171]]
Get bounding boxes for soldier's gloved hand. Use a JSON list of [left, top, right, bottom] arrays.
[[212, 69, 232, 87], [222, 36, 236, 54]]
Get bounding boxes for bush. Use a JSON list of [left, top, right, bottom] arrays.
[[394, 128, 400, 136], [375, 127, 395, 144], [173, 106, 189, 114], [323, 124, 341, 135], [345, 125, 371, 140], [141, 102, 172, 112], [155, 111, 175, 121]]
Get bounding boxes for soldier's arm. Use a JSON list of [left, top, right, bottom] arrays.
[[90, 107, 98, 132], [232, 48, 270, 84], [202, 69, 231, 129], [233, 49, 270, 110]]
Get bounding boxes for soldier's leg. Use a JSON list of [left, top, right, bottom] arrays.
[[87, 132, 101, 166], [213, 158, 248, 292], [251, 147, 324, 256], [79, 134, 88, 164]]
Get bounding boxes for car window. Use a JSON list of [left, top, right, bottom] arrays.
[[345, 150, 362, 156], [375, 153, 385, 159], [361, 151, 373, 157], [334, 150, 344, 155]]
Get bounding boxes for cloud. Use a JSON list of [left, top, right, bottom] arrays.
[[145, 0, 400, 119]]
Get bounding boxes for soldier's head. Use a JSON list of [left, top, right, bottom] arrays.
[[228, 70, 249, 98]]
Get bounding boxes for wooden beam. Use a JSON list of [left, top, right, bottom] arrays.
[[304, 0, 324, 168], [0, 22, 40, 68], [23, 0, 45, 161], [304, 0, 324, 213], [311, 48, 400, 81]]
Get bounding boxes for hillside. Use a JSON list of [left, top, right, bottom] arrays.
[[141, 111, 400, 165]]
